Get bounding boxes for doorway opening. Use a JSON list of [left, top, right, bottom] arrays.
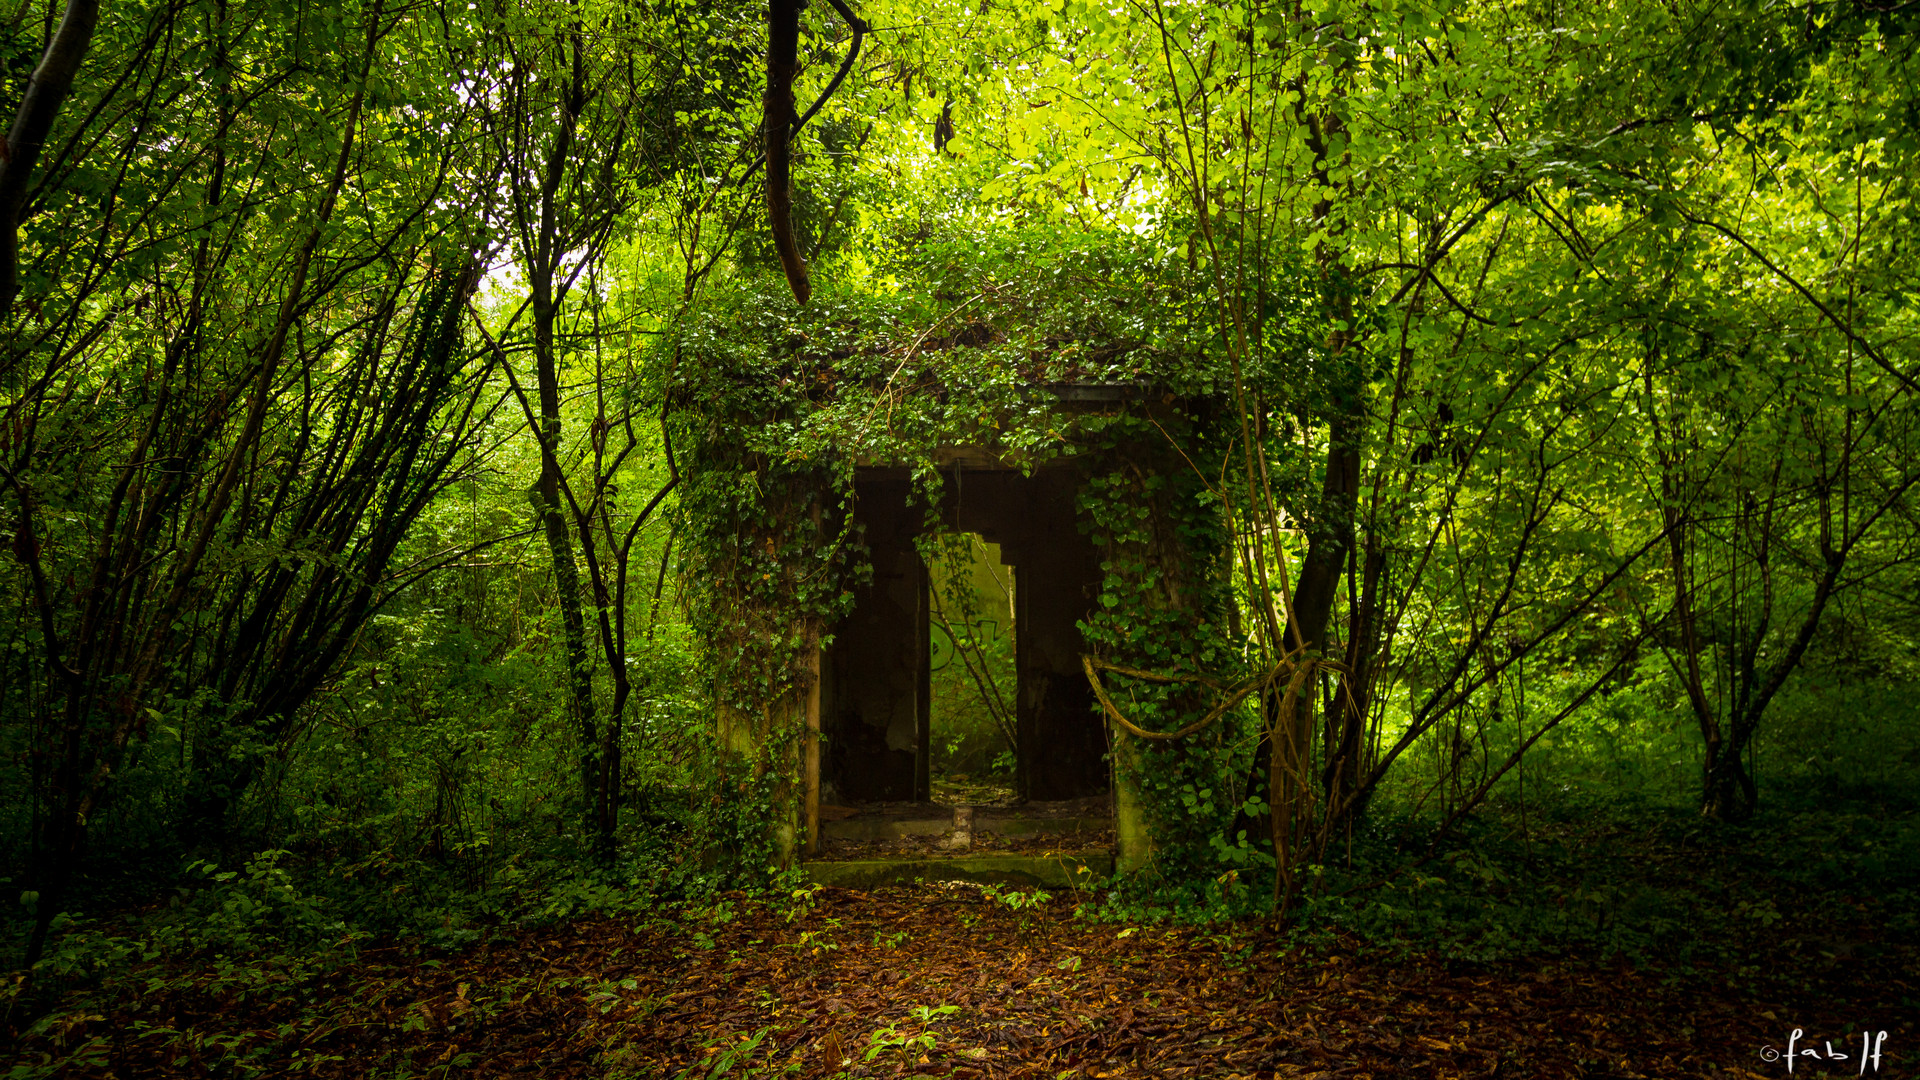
[[817, 468, 1109, 809], [926, 533, 1017, 807], [810, 468, 1114, 859]]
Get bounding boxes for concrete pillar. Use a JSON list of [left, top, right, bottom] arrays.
[[1112, 732, 1154, 872], [716, 691, 807, 869]]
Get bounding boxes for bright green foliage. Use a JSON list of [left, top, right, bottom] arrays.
[[924, 532, 1017, 781]]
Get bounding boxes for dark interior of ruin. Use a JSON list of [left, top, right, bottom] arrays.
[[818, 466, 1110, 810]]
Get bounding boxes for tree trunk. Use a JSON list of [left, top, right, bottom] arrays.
[[518, 24, 613, 851], [1700, 725, 1757, 822], [0, 0, 100, 313], [764, 0, 809, 304], [528, 334, 602, 839], [1325, 536, 1382, 815]]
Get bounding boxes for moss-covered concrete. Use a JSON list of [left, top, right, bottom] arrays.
[[1112, 737, 1153, 872], [801, 853, 1114, 889]]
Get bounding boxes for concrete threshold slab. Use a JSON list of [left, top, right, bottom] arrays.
[[820, 808, 1113, 842], [975, 815, 1109, 837], [820, 817, 952, 841], [801, 852, 1114, 890]]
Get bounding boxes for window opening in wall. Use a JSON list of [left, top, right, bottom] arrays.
[[926, 532, 1017, 807]]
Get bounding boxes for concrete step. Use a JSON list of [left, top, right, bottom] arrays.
[[820, 815, 1109, 842], [801, 852, 1113, 890]]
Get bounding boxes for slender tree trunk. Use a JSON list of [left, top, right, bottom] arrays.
[[1700, 731, 1757, 822], [764, 0, 809, 303], [530, 286, 603, 843], [1325, 536, 1382, 812], [526, 29, 608, 849], [1228, 18, 1364, 882], [0, 0, 100, 313]]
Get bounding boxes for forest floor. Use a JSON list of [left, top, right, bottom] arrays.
[[5, 875, 1910, 1080]]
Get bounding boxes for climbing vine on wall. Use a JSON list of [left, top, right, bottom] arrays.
[[1076, 416, 1263, 894]]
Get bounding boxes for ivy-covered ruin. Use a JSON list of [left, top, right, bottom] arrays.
[[667, 245, 1266, 882]]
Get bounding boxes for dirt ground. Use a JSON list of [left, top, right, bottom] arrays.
[[7, 883, 1910, 1078]]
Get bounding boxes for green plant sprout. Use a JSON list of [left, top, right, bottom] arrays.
[[864, 1005, 959, 1069], [981, 884, 1053, 946], [674, 1025, 779, 1080]]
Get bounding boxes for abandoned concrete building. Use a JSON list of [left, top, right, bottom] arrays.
[[682, 297, 1233, 887]]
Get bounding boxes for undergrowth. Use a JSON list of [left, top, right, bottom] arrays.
[[1080, 778, 1920, 982]]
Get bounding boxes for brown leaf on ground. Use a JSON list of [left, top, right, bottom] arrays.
[[4, 885, 1909, 1079]]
